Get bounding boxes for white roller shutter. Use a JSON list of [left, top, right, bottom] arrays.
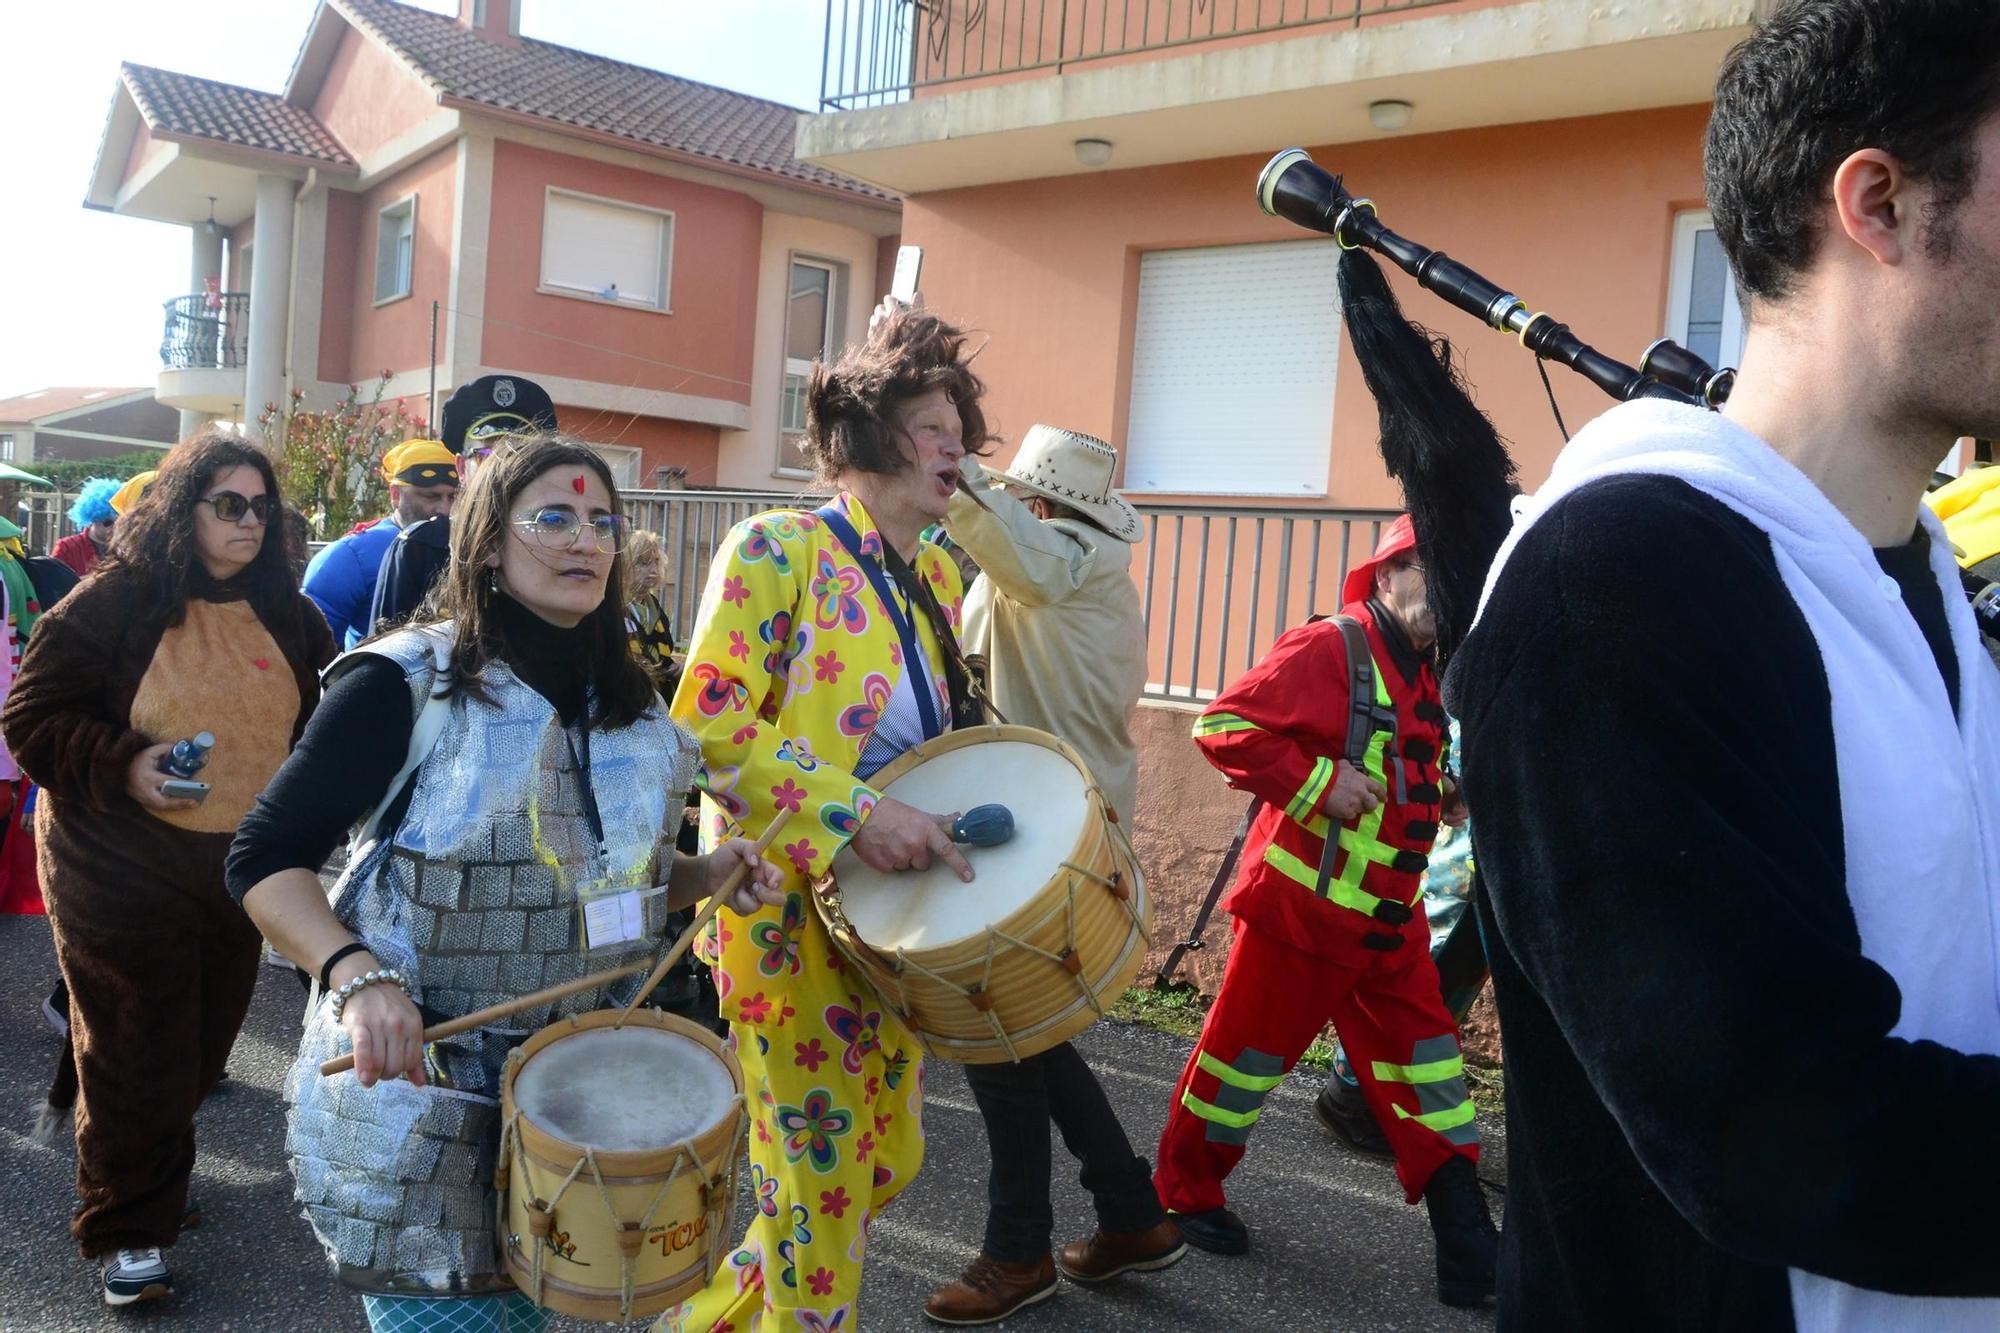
[[540, 190, 671, 310], [1125, 239, 1339, 496]]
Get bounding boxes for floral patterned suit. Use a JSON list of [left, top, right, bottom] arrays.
[[662, 493, 964, 1333]]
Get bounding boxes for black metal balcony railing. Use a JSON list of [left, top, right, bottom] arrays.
[[161, 292, 249, 371], [821, 0, 1464, 110]]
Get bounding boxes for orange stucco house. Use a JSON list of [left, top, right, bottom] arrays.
[[798, 0, 1769, 994], [84, 0, 901, 492]]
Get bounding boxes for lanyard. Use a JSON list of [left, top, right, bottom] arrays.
[[816, 505, 942, 742], [560, 720, 609, 860]]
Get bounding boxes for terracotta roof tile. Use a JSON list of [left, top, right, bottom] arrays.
[[121, 63, 356, 168], [0, 388, 149, 425], [335, 0, 891, 202]]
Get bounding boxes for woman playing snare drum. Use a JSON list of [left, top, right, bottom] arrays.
[[226, 437, 783, 1333], [663, 308, 989, 1332]]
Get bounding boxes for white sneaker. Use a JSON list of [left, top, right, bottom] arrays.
[[40, 988, 67, 1036], [101, 1247, 171, 1306]]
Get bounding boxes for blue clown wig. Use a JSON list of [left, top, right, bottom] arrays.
[[68, 478, 123, 528]]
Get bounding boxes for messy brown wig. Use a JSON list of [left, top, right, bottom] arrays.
[[103, 429, 308, 642], [416, 434, 655, 729], [803, 306, 994, 484]]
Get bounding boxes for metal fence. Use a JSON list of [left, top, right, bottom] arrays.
[[624, 488, 825, 635], [14, 481, 1393, 706], [161, 292, 249, 371], [1135, 501, 1397, 702], [822, 0, 1465, 109]]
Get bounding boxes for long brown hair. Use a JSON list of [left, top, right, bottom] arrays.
[[102, 429, 306, 641], [416, 435, 655, 729]]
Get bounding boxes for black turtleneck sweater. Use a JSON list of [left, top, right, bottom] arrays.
[[224, 597, 591, 901]]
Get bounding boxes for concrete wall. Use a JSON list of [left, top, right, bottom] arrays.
[[555, 406, 722, 488], [716, 211, 884, 489], [480, 140, 761, 408], [900, 102, 1710, 505], [310, 25, 439, 162], [318, 146, 458, 388]]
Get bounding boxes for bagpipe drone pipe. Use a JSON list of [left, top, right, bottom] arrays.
[[1254, 147, 2000, 655], [1254, 148, 1744, 667]]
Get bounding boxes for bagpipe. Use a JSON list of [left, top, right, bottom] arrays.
[[1254, 147, 1997, 650]]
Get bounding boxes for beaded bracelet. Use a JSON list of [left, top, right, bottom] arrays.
[[328, 968, 410, 1022]]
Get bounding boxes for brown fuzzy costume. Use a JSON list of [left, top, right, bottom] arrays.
[[2, 566, 332, 1257]]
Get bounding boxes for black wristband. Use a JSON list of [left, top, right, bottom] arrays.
[[319, 942, 372, 991]]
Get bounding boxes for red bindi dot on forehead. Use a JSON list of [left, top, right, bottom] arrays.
[[571, 474, 586, 494]]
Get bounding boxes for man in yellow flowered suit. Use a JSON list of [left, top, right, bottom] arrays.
[[663, 309, 992, 1331]]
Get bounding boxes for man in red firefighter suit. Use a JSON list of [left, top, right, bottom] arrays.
[[1154, 514, 1499, 1308]]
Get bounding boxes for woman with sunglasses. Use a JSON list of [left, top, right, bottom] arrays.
[[1, 430, 335, 1308], [225, 436, 783, 1333]]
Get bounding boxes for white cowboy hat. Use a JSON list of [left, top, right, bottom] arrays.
[[985, 424, 1143, 544]]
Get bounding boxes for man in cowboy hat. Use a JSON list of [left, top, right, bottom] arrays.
[[301, 440, 459, 648], [1152, 514, 1498, 1309], [368, 376, 556, 635], [921, 424, 1184, 1325]]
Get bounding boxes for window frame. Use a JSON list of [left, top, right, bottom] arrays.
[[537, 186, 675, 314], [590, 443, 642, 489], [0, 435, 13, 463], [1665, 209, 1746, 373], [775, 253, 844, 480], [373, 193, 418, 307]]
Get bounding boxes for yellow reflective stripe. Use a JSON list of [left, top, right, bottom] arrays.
[[1393, 1100, 1477, 1132], [1371, 1055, 1465, 1085], [1264, 843, 1385, 917], [1181, 1088, 1262, 1129], [1286, 756, 1335, 824], [1193, 711, 1261, 737], [1197, 1050, 1287, 1092]]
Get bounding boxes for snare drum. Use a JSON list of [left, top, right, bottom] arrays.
[[814, 725, 1150, 1064], [497, 1008, 745, 1322]]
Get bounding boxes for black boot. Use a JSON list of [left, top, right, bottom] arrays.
[[1312, 1075, 1393, 1158], [1422, 1156, 1497, 1307], [1172, 1207, 1249, 1257]]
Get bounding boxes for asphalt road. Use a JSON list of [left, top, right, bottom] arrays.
[[1, 913, 1500, 1332]]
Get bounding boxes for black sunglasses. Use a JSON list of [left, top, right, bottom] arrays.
[[198, 491, 273, 524]]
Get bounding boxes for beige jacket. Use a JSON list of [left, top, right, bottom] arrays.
[[946, 472, 1146, 819]]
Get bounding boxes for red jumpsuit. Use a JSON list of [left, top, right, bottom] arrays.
[[1154, 600, 1478, 1208]]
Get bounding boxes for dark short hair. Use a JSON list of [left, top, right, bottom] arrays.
[[803, 307, 992, 484], [1706, 0, 2000, 304]]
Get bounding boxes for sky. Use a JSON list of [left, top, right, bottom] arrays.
[[0, 0, 830, 401]]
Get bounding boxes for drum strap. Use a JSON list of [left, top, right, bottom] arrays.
[[818, 505, 944, 741]]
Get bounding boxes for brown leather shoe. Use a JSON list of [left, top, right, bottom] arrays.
[[923, 1252, 1058, 1326], [1057, 1218, 1188, 1283]]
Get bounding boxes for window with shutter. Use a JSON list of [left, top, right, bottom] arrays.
[[1666, 210, 1746, 373], [1126, 240, 1340, 496], [540, 189, 673, 311], [374, 196, 416, 304]]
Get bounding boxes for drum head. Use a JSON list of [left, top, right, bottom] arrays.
[[831, 739, 1090, 950], [513, 1025, 735, 1152]]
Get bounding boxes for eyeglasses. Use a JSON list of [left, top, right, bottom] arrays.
[[198, 492, 273, 524], [512, 506, 631, 553]]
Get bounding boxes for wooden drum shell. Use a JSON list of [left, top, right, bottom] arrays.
[[813, 725, 1152, 1065], [497, 1008, 745, 1323]]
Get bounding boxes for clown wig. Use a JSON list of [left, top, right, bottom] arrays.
[[67, 478, 122, 529]]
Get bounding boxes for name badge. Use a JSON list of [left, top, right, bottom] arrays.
[[576, 880, 664, 956]]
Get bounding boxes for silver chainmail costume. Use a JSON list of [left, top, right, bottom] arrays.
[[283, 625, 702, 1295]]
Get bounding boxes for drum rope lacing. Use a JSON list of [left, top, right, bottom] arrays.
[[502, 1097, 747, 1321], [821, 781, 1152, 1063]]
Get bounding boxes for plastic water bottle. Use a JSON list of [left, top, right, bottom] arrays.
[[160, 732, 215, 779]]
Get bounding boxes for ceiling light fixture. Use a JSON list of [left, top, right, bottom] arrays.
[[1368, 99, 1414, 132], [1074, 137, 1114, 168], [203, 197, 219, 237]]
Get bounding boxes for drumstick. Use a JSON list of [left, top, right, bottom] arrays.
[[614, 806, 794, 1029], [318, 962, 648, 1077]]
